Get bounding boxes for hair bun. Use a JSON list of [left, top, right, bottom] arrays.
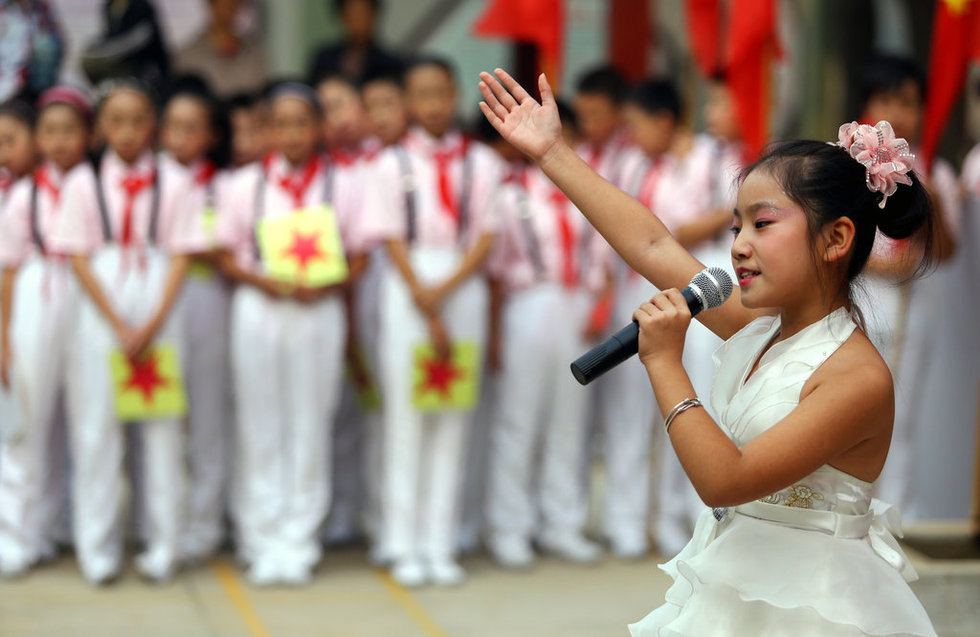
[[874, 171, 931, 241]]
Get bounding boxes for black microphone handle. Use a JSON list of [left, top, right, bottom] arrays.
[[570, 287, 703, 386], [570, 322, 639, 385]]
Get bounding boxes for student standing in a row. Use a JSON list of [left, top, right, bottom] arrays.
[[364, 57, 503, 587], [49, 79, 204, 584]]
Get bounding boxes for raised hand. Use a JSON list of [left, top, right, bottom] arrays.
[[478, 69, 563, 163]]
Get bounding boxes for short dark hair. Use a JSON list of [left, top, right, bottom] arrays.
[[405, 56, 456, 84], [576, 66, 627, 104], [332, 0, 381, 14], [0, 98, 36, 129], [626, 78, 681, 120], [362, 67, 404, 90], [860, 53, 925, 106]]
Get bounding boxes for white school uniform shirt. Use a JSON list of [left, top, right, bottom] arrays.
[[158, 153, 232, 251], [47, 149, 206, 256], [362, 127, 504, 249], [216, 152, 367, 274], [576, 130, 640, 189], [963, 143, 980, 197], [488, 165, 611, 295], [0, 163, 67, 267]]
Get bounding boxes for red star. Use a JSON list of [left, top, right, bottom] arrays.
[[282, 229, 327, 271], [416, 354, 464, 399], [120, 351, 171, 404]]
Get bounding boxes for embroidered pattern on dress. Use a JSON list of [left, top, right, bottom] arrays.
[[759, 485, 825, 509]]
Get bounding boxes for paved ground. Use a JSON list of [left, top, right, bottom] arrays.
[[1, 528, 976, 637]]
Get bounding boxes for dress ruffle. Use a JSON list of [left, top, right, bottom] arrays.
[[628, 507, 936, 637]]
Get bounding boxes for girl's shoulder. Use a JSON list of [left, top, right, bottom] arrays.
[[803, 322, 892, 403]]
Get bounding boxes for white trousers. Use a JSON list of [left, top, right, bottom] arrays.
[[229, 286, 345, 570], [66, 247, 185, 582], [378, 248, 487, 563], [600, 273, 659, 544], [0, 257, 72, 568], [180, 269, 232, 556], [486, 285, 592, 541]]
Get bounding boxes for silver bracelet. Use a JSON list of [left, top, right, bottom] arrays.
[[664, 397, 702, 433]]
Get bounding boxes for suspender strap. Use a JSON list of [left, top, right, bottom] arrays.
[[394, 144, 417, 244], [457, 139, 472, 240], [516, 192, 546, 280], [394, 141, 473, 245], [29, 178, 46, 253], [148, 161, 161, 243], [252, 156, 334, 261], [93, 156, 161, 244]]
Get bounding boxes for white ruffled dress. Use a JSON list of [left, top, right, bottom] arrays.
[[629, 308, 937, 637]]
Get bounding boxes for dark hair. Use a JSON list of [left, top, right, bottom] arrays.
[[405, 56, 457, 84], [745, 139, 933, 289], [555, 99, 578, 132], [576, 66, 627, 104], [625, 78, 681, 120], [163, 74, 231, 168], [225, 91, 260, 114], [0, 99, 36, 129], [95, 76, 159, 113], [312, 71, 359, 92], [860, 54, 925, 107], [362, 67, 404, 90], [333, 0, 381, 13]]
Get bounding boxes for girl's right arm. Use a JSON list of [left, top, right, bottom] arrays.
[[1, 267, 15, 388], [216, 249, 287, 298], [479, 70, 764, 340], [384, 238, 452, 361]]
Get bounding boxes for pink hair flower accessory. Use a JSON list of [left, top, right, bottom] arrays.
[[836, 121, 915, 209]]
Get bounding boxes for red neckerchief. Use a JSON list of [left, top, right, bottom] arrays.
[[35, 165, 61, 205], [329, 147, 360, 167], [638, 156, 667, 209], [550, 187, 577, 288], [275, 154, 321, 209], [429, 136, 469, 224], [119, 168, 156, 247], [194, 160, 217, 187]]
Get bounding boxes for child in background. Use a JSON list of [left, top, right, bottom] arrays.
[[857, 54, 962, 519], [479, 65, 937, 637], [226, 91, 268, 168], [49, 78, 204, 584], [316, 73, 380, 162], [484, 100, 609, 568], [362, 70, 409, 148], [159, 74, 233, 564], [0, 87, 92, 577], [0, 101, 37, 206], [363, 57, 504, 587], [217, 82, 368, 586]]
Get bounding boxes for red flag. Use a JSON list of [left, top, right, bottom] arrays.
[[724, 0, 777, 162], [474, 0, 565, 77], [686, 0, 722, 76], [920, 0, 980, 170]]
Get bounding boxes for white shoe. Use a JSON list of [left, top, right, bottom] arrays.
[[427, 559, 466, 587], [247, 557, 280, 587], [610, 534, 649, 560], [0, 553, 33, 578], [278, 560, 313, 586], [539, 532, 602, 564], [488, 535, 536, 570], [391, 558, 427, 588], [135, 551, 176, 583]]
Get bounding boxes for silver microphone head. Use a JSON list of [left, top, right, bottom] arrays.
[[689, 267, 734, 311]]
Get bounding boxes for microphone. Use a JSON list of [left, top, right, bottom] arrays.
[[570, 267, 734, 385]]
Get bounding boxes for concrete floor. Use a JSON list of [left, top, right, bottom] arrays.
[[1, 536, 976, 637], [0, 549, 670, 637]]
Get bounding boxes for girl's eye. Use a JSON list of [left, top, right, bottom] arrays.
[[754, 220, 771, 229], [729, 225, 741, 236]]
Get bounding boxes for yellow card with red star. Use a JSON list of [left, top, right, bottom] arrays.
[[258, 204, 349, 287], [109, 344, 188, 421], [411, 341, 480, 412]]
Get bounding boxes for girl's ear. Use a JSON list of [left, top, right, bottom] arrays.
[[822, 216, 856, 264]]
